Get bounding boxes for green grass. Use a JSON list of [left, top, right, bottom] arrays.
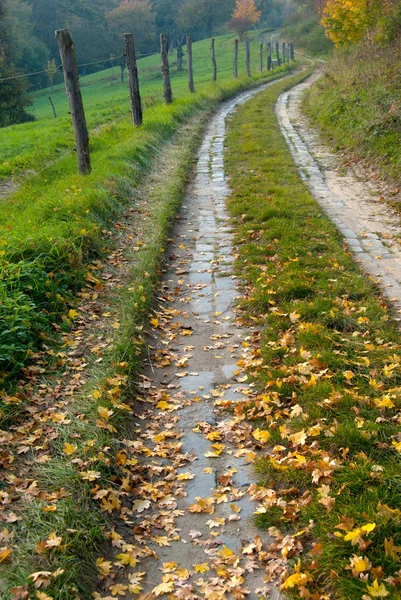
[[304, 42, 401, 183], [0, 34, 268, 183], [0, 32, 294, 390], [282, 9, 333, 59], [225, 69, 401, 600]]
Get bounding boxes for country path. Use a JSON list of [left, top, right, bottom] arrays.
[[96, 79, 303, 599], [277, 71, 401, 317]]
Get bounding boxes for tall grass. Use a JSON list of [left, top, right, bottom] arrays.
[[305, 41, 401, 180]]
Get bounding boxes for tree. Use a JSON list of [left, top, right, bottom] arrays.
[[0, 0, 33, 127], [229, 0, 261, 39], [45, 58, 57, 93], [321, 0, 391, 45], [107, 0, 156, 55], [177, 0, 235, 39]]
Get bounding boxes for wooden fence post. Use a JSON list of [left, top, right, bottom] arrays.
[[260, 43, 263, 74], [234, 39, 239, 79], [124, 33, 142, 127], [48, 96, 57, 119], [282, 42, 286, 64], [177, 43, 183, 72], [55, 28, 91, 175], [292, 42, 295, 60], [267, 42, 272, 71], [276, 41, 281, 67], [211, 38, 217, 82], [161, 33, 172, 104], [187, 34, 194, 93], [246, 39, 251, 77]]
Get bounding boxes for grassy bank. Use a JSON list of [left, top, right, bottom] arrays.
[[225, 70, 401, 599], [305, 42, 401, 184], [0, 32, 292, 390]]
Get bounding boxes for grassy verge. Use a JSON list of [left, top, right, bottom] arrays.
[[225, 70, 401, 599], [304, 42, 401, 184], [0, 43, 293, 390]]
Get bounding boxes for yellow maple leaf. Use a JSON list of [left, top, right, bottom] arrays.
[[93, 390, 102, 400], [156, 400, 176, 411], [176, 472, 195, 481], [68, 309, 78, 320], [153, 582, 174, 596], [374, 396, 395, 409], [194, 563, 210, 573], [116, 553, 137, 567], [63, 443, 77, 456], [252, 428, 270, 443], [281, 560, 311, 589], [111, 322, 120, 330], [344, 370, 354, 381], [0, 547, 11, 563], [367, 579, 389, 598], [218, 545, 234, 559]]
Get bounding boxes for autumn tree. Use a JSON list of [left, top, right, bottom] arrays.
[[322, 0, 394, 45], [229, 0, 261, 40]]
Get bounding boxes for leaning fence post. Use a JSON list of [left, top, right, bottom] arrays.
[[276, 41, 281, 67], [187, 34, 194, 93], [160, 33, 172, 104], [267, 42, 272, 71], [48, 96, 57, 119], [124, 33, 142, 127], [211, 38, 217, 82], [55, 28, 91, 175], [260, 43, 263, 74], [246, 39, 251, 77], [234, 39, 239, 79]]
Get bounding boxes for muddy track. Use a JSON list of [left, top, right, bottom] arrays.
[[277, 71, 401, 317]]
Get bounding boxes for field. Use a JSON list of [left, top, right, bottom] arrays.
[[0, 31, 290, 388]]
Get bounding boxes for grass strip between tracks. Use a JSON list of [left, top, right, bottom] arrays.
[[225, 71, 401, 599]]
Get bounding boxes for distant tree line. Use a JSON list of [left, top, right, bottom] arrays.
[[0, 0, 292, 127]]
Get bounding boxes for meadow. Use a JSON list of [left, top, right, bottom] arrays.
[[0, 31, 291, 387]]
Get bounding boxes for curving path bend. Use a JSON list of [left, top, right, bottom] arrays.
[[277, 71, 401, 317]]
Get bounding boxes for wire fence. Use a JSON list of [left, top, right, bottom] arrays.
[[1, 31, 295, 176]]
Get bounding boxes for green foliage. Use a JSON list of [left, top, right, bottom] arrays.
[[282, 5, 333, 57]]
